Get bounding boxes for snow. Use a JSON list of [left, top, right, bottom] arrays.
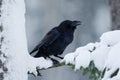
[[91, 44, 111, 71], [28, 57, 53, 76], [74, 43, 95, 70], [1, 0, 29, 80], [62, 52, 77, 64], [75, 48, 91, 70], [62, 30, 120, 80], [105, 42, 120, 68], [100, 30, 120, 46], [101, 42, 120, 80]]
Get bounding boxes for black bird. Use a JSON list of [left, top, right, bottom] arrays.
[[30, 20, 81, 64]]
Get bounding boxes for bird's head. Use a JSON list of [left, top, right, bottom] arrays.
[[59, 20, 81, 30]]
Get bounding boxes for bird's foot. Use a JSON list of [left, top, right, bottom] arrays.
[[54, 55, 64, 59], [48, 56, 59, 64], [51, 59, 59, 64]]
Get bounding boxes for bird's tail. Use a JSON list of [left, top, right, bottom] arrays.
[[30, 46, 38, 54]]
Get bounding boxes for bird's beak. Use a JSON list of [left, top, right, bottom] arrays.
[[72, 21, 81, 26]]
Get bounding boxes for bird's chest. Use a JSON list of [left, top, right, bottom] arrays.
[[65, 33, 73, 42], [58, 33, 73, 46], [46, 33, 73, 55]]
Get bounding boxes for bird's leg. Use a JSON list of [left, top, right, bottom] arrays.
[[47, 56, 59, 64], [54, 55, 63, 59]]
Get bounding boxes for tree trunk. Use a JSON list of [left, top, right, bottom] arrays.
[[0, 0, 29, 80], [0, 0, 54, 80], [109, 0, 120, 30]]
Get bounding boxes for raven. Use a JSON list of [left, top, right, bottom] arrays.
[[30, 20, 81, 64]]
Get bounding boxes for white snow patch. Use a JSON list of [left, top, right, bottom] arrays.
[[75, 49, 91, 70], [28, 57, 53, 76], [105, 42, 120, 68], [61, 52, 77, 64], [91, 45, 111, 71], [100, 30, 120, 46], [62, 43, 96, 65]]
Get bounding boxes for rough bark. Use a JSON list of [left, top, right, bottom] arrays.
[[0, 0, 7, 80], [109, 0, 120, 30]]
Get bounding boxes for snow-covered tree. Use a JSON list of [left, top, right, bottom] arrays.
[[0, 0, 53, 80]]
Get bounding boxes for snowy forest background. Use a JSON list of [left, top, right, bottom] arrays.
[[25, 0, 110, 80]]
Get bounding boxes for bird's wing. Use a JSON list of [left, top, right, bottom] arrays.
[[40, 28, 60, 47], [30, 28, 60, 54]]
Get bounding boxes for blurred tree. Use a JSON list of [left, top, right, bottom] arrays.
[[110, 0, 120, 30]]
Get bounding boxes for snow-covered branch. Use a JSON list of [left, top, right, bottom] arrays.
[[62, 30, 120, 80]]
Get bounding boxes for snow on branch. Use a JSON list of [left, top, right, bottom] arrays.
[[27, 56, 53, 76], [29, 30, 120, 80], [62, 30, 120, 80]]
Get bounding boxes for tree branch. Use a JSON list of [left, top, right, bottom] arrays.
[[46, 62, 65, 69], [29, 62, 66, 76], [38, 62, 65, 71]]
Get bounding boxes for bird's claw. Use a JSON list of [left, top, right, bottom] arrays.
[[51, 59, 59, 64]]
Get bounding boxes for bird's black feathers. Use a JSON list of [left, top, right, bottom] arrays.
[[30, 28, 60, 54], [30, 20, 81, 64]]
